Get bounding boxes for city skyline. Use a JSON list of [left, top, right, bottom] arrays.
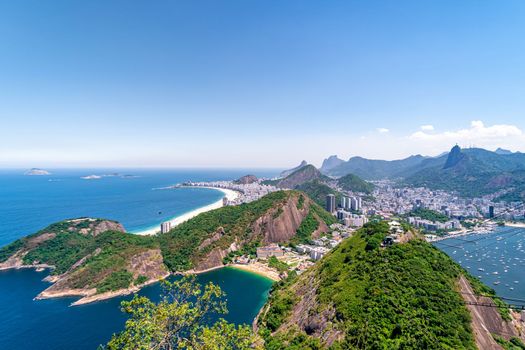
[[1, 1, 525, 168]]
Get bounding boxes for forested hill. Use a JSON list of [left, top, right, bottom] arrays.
[[257, 221, 517, 349], [0, 190, 335, 305]]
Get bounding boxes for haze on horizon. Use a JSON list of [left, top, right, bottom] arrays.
[[1, 0, 525, 169]]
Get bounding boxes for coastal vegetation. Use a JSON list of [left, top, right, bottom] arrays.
[[257, 222, 484, 349], [0, 190, 335, 304], [159, 191, 290, 271]]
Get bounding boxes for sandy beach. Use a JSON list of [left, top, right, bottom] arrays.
[[133, 187, 239, 236], [230, 262, 281, 282], [505, 222, 525, 228]]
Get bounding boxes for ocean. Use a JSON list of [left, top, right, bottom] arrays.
[[0, 168, 278, 349]]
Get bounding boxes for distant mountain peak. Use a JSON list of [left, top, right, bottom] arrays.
[[280, 160, 309, 178], [320, 155, 345, 173], [495, 147, 513, 155], [443, 145, 465, 169]]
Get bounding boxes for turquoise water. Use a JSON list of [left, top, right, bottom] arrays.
[[0, 169, 278, 349], [0, 267, 273, 350], [435, 226, 525, 307]]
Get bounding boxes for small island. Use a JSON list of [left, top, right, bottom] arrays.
[[24, 168, 51, 176]]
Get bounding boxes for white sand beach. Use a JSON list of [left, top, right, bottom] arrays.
[[133, 187, 239, 236]]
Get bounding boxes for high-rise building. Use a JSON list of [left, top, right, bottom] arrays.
[[340, 196, 346, 209], [326, 194, 336, 213], [343, 196, 349, 210], [160, 221, 172, 234], [489, 206, 495, 218], [349, 196, 362, 211]]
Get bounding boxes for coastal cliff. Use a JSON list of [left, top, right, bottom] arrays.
[[0, 190, 335, 305], [160, 191, 334, 272], [0, 218, 169, 305]]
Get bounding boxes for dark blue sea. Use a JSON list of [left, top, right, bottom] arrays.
[[0, 169, 278, 349]]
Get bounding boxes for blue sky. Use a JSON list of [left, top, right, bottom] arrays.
[[1, 0, 525, 168]]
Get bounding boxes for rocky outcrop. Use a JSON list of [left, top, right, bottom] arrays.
[[194, 247, 230, 272], [253, 194, 310, 243], [37, 248, 169, 305], [459, 275, 520, 349], [320, 155, 345, 173], [234, 174, 258, 185], [276, 165, 323, 189], [71, 219, 125, 236], [280, 160, 308, 178]]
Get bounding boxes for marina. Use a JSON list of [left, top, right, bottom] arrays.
[[435, 226, 525, 307]]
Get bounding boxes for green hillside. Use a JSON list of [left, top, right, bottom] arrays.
[[337, 173, 374, 194], [405, 147, 525, 199], [0, 191, 336, 301], [257, 222, 492, 349]]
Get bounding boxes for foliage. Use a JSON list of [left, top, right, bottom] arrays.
[[292, 212, 319, 245], [259, 224, 480, 349], [97, 270, 134, 293], [159, 191, 290, 271], [493, 335, 525, 350], [268, 256, 288, 273], [0, 239, 25, 263], [103, 276, 260, 350], [336, 173, 374, 194], [407, 207, 449, 223], [296, 195, 305, 210], [135, 275, 148, 285], [295, 180, 340, 208]]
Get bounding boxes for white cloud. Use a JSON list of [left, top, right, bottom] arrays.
[[408, 120, 525, 155], [377, 128, 389, 133], [420, 125, 434, 131]]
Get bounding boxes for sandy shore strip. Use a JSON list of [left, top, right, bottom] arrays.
[[182, 263, 280, 282], [133, 187, 239, 236], [505, 222, 525, 228], [229, 263, 281, 282]]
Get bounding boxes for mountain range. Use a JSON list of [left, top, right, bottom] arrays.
[[316, 146, 525, 200]]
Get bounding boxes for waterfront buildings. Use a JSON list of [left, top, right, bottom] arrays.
[[256, 244, 284, 259]]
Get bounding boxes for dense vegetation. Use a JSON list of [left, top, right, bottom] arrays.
[[336, 173, 374, 194], [0, 191, 335, 299], [404, 148, 525, 199], [0, 219, 162, 293], [295, 180, 341, 208], [258, 222, 480, 349], [159, 191, 290, 271], [407, 207, 449, 223]]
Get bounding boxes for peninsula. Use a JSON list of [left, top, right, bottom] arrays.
[[0, 190, 333, 305]]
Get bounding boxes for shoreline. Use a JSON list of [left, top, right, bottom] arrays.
[[132, 187, 240, 236], [429, 221, 525, 242], [182, 263, 280, 282]]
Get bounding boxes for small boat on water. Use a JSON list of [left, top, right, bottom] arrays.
[[478, 268, 485, 271], [494, 281, 500, 285]]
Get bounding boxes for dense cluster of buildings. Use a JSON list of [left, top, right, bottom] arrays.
[[407, 216, 462, 232], [325, 194, 362, 213], [182, 180, 279, 205], [325, 194, 368, 228], [370, 181, 524, 223]]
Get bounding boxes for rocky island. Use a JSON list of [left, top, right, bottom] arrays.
[[24, 168, 51, 176]]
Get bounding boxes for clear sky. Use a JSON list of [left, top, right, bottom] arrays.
[[1, 0, 525, 168]]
